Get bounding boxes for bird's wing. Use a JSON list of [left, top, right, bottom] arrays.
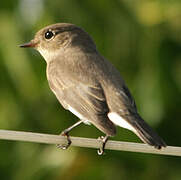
[[50, 76, 116, 136], [103, 78, 166, 148]]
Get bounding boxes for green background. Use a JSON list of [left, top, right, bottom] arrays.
[[0, 0, 181, 179]]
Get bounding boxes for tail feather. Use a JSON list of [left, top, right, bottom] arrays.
[[109, 112, 167, 149], [131, 115, 166, 149]]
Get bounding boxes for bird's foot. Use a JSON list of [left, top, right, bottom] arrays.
[[56, 131, 72, 150], [97, 136, 109, 155]]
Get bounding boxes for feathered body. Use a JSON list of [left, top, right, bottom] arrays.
[[21, 23, 166, 149]]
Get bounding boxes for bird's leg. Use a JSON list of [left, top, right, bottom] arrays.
[[57, 120, 83, 150], [97, 135, 109, 155]]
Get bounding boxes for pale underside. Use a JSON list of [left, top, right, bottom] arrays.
[[68, 105, 136, 133]]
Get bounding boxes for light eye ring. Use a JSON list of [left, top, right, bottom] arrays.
[[44, 30, 55, 40]]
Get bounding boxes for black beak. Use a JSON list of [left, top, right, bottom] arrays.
[[19, 41, 37, 48]]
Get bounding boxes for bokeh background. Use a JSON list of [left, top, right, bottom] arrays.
[[0, 0, 181, 179]]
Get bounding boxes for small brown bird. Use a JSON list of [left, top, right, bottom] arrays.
[[20, 23, 166, 154]]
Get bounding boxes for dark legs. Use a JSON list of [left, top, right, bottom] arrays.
[[97, 135, 109, 155], [57, 120, 109, 155], [57, 120, 83, 149]]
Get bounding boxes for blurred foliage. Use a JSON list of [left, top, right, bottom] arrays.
[[0, 0, 181, 179]]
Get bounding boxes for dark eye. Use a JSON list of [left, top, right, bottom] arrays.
[[44, 30, 54, 40]]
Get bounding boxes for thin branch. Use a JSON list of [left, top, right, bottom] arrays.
[[0, 129, 180, 156]]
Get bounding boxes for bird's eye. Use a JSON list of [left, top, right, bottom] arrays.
[[44, 30, 54, 40]]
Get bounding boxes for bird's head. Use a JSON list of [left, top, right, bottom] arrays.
[[20, 23, 96, 62]]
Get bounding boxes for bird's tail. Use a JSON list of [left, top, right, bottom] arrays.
[[128, 114, 167, 149]]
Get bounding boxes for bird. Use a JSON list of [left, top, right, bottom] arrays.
[[20, 23, 166, 155]]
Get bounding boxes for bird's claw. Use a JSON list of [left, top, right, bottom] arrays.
[[56, 131, 72, 150], [97, 148, 105, 155], [97, 136, 109, 155]]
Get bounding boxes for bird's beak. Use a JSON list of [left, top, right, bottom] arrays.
[[19, 40, 38, 48]]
